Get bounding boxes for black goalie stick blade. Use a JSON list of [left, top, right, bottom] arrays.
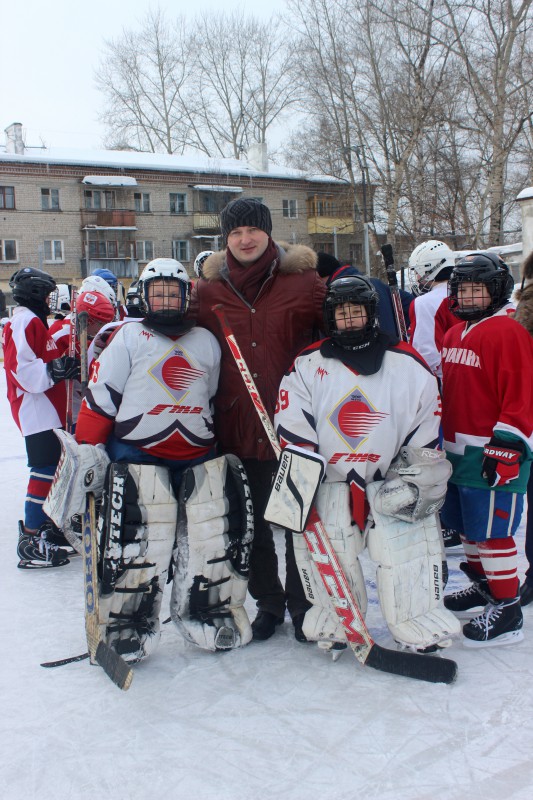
[[364, 643, 458, 685], [95, 641, 134, 691], [41, 652, 90, 668]]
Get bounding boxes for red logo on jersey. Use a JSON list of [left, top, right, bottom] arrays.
[[162, 356, 205, 390], [315, 367, 329, 380], [329, 389, 389, 450]]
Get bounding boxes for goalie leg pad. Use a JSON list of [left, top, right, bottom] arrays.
[[97, 462, 177, 663], [171, 455, 254, 651], [295, 482, 368, 644], [366, 480, 460, 649]]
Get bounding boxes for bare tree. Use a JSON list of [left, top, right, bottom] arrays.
[[190, 10, 300, 158]]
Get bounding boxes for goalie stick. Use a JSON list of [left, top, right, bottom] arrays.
[[380, 243, 408, 342], [78, 311, 133, 691], [65, 289, 78, 433], [212, 304, 457, 685]]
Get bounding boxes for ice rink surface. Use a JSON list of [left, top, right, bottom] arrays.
[[1, 368, 532, 800]]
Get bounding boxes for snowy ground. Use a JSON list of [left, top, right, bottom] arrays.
[[1, 366, 532, 800]]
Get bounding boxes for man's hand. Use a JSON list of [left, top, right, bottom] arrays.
[[48, 356, 81, 384], [481, 437, 524, 488]]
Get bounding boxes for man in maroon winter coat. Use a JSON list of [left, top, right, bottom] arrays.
[[191, 198, 326, 641]]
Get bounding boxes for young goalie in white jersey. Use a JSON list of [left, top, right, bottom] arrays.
[[268, 273, 460, 653], [46, 258, 254, 665]]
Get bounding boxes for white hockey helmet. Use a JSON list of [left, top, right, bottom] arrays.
[[49, 283, 71, 313], [194, 250, 214, 279], [80, 274, 117, 307], [408, 240, 455, 295], [138, 258, 191, 323]]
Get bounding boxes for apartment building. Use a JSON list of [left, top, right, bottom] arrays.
[[0, 123, 367, 296]]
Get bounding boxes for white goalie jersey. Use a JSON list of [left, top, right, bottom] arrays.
[[80, 321, 220, 460], [274, 340, 442, 530]]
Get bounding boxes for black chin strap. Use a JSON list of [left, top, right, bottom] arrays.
[[321, 331, 397, 375]]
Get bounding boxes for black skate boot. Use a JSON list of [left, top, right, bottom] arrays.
[[444, 562, 493, 617], [462, 595, 524, 647], [17, 521, 70, 569], [40, 519, 79, 557]]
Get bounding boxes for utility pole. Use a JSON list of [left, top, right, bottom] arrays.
[[343, 145, 371, 276]]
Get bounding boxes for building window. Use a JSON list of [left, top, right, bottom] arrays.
[[315, 242, 335, 256], [137, 241, 154, 261], [44, 240, 64, 262], [41, 188, 60, 211], [0, 186, 15, 209], [0, 239, 18, 261], [172, 240, 190, 262], [283, 199, 298, 219], [170, 193, 187, 214], [134, 192, 151, 213], [84, 190, 116, 210]]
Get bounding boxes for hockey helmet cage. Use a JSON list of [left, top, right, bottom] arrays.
[[448, 251, 514, 321], [9, 267, 57, 305], [138, 258, 191, 322], [194, 250, 214, 279], [408, 240, 455, 295], [324, 275, 379, 349], [49, 283, 72, 313]]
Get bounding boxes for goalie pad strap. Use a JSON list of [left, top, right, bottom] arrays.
[[264, 445, 326, 532], [171, 455, 254, 651], [366, 480, 460, 649]]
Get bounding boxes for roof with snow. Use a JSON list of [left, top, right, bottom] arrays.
[[0, 145, 342, 185]]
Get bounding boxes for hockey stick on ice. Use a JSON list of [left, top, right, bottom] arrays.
[[380, 243, 408, 341], [212, 304, 457, 685], [78, 311, 133, 691]]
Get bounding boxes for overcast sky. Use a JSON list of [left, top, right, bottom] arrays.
[[1, 0, 289, 152]]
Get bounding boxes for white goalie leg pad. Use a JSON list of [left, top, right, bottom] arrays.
[[44, 429, 110, 550], [366, 480, 460, 649], [171, 455, 254, 651], [97, 463, 177, 663], [264, 445, 326, 531], [294, 482, 368, 645]]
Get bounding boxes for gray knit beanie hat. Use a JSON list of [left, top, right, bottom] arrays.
[[220, 198, 272, 241]]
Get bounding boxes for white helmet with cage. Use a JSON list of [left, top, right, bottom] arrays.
[[49, 283, 71, 313], [138, 258, 191, 329], [194, 250, 214, 279], [408, 240, 455, 295], [80, 274, 117, 307]]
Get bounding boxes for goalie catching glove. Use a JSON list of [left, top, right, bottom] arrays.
[[43, 429, 110, 551], [372, 446, 452, 523], [482, 437, 524, 487]]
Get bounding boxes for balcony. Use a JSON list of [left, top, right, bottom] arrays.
[[307, 216, 355, 236], [81, 209, 136, 229], [193, 212, 221, 232]]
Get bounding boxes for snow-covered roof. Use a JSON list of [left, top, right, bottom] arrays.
[[0, 146, 341, 185], [82, 175, 138, 187], [517, 187, 533, 201], [192, 184, 243, 192]]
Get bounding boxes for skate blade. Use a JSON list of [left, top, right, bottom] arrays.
[[18, 558, 70, 569], [462, 629, 524, 648]]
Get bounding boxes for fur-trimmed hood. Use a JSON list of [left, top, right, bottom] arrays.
[[513, 250, 533, 336], [201, 241, 318, 282]]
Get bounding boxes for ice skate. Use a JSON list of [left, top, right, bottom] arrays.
[[462, 596, 524, 647]]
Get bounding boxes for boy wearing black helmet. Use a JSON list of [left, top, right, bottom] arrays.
[[271, 274, 460, 653], [3, 267, 80, 567], [441, 252, 533, 646]]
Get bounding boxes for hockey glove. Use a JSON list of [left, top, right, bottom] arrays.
[[481, 437, 524, 488], [48, 355, 81, 383]]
